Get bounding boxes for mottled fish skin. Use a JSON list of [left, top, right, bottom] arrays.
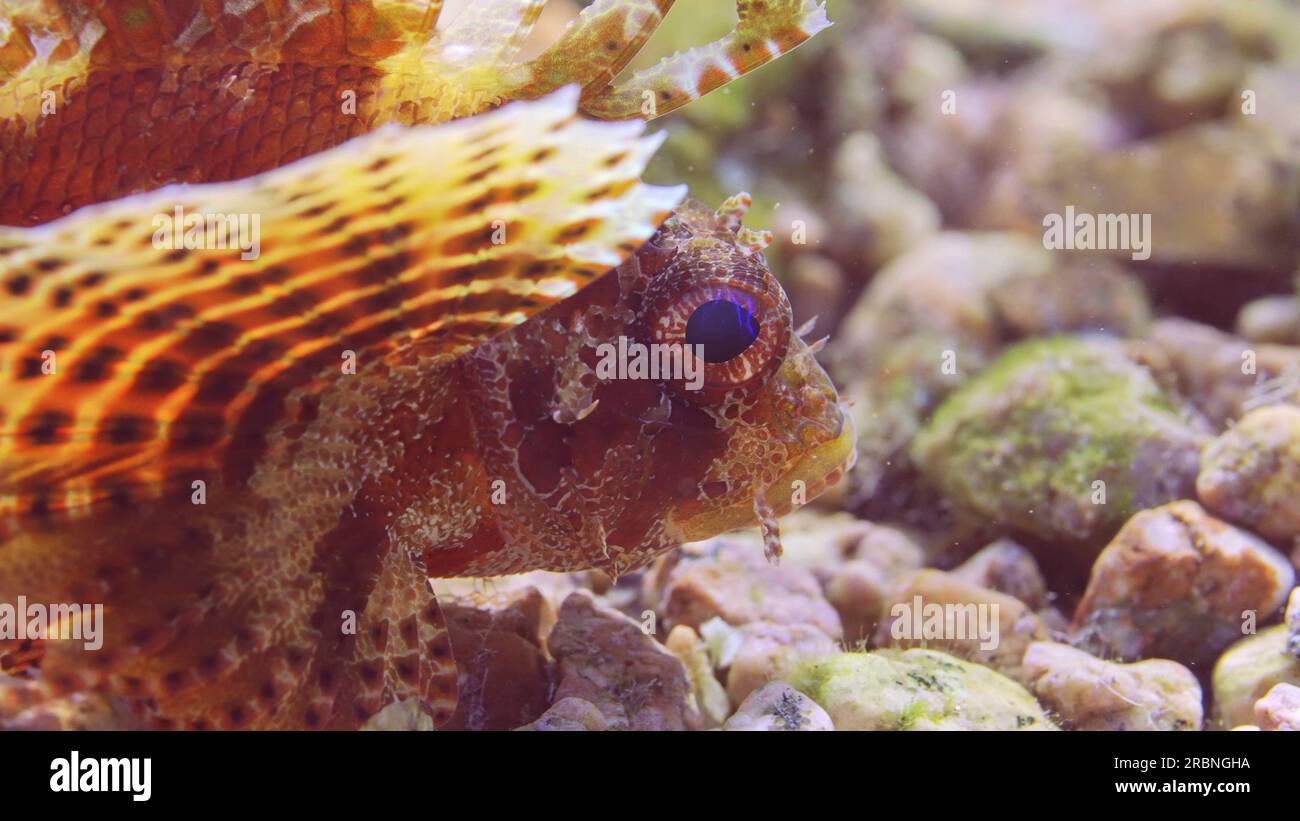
[[0, 0, 832, 226], [0, 89, 683, 729], [421, 197, 855, 579], [0, 1, 841, 730]]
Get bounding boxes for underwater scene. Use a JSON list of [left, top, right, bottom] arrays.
[[0, 0, 1298, 749]]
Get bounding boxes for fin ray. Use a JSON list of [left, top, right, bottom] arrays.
[[435, 0, 548, 66]]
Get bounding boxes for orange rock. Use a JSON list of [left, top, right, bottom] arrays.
[[1072, 500, 1294, 668]]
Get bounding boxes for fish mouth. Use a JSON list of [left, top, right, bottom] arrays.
[[676, 403, 857, 542], [768, 402, 857, 512]]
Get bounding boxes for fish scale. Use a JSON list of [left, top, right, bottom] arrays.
[[0, 0, 843, 730]]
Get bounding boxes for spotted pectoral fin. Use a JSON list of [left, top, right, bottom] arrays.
[[0, 463, 459, 730], [177, 525, 461, 729], [0, 503, 268, 729], [578, 0, 832, 120], [347, 547, 458, 728], [159, 537, 460, 730], [0, 87, 683, 525]]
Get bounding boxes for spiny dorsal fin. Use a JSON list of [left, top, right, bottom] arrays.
[[3, 0, 828, 118], [0, 0, 440, 76], [0, 86, 684, 525], [2, 2, 827, 224]]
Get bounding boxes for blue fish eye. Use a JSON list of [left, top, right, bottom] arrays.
[[685, 298, 760, 364]]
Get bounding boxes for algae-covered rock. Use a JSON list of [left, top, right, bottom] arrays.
[[1212, 625, 1300, 728], [789, 648, 1057, 731], [839, 332, 991, 517], [1023, 641, 1202, 731], [834, 236, 1149, 529], [723, 681, 834, 732], [1198, 405, 1300, 544], [912, 336, 1208, 552], [1072, 501, 1294, 669]]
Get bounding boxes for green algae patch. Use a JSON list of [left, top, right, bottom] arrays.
[[911, 336, 1208, 556], [790, 648, 1057, 731]]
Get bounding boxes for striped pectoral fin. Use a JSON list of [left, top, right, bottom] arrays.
[[0, 88, 682, 527], [578, 0, 832, 120]]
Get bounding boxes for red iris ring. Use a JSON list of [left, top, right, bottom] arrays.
[[639, 276, 791, 396]]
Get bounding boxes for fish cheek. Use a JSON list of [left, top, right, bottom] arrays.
[[514, 419, 572, 496], [506, 358, 557, 428], [495, 352, 572, 495], [567, 383, 649, 476], [648, 399, 731, 504]]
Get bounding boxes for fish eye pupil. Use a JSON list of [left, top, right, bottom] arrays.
[[685, 299, 760, 364]]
